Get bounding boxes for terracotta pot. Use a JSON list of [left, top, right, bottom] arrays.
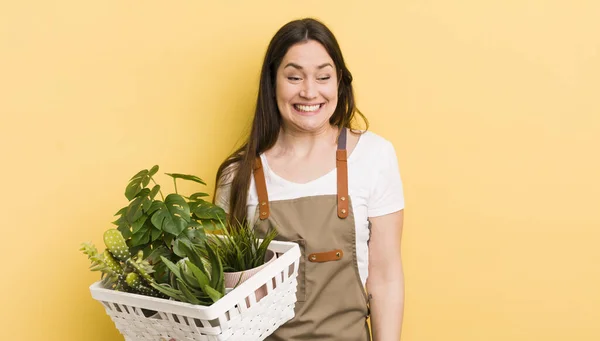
[[223, 249, 276, 302]]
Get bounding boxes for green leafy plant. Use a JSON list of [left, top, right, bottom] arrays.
[[81, 229, 225, 306], [208, 220, 278, 272], [111, 165, 226, 282], [81, 165, 226, 296], [151, 242, 225, 305]]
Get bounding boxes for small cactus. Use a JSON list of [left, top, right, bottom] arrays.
[[126, 273, 161, 297], [82, 229, 165, 298], [103, 250, 124, 275], [103, 229, 131, 261]]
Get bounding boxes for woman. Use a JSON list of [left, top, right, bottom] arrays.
[[214, 18, 404, 341]]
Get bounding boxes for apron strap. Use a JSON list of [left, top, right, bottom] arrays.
[[253, 127, 350, 220], [336, 127, 349, 219], [253, 157, 270, 220]]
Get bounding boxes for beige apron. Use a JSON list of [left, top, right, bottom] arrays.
[[253, 128, 371, 341]]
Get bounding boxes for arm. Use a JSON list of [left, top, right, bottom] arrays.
[[367, 209, 405, 341]]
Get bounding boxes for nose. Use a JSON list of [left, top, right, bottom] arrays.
[[299, 79, 317, 99]]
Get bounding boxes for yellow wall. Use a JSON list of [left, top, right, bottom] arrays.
[[1, 1, 598, 340]]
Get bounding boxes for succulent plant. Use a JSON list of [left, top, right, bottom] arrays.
[[151, 241, 225, 305], [81, 229, 165, 297]]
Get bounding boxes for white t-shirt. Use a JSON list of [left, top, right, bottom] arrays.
[[215, 131, 404, 285]]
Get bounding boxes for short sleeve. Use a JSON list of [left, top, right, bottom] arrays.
[[367, 141, 405, 217], [214, 163, 238, 214], [214, 183, 231, 214]]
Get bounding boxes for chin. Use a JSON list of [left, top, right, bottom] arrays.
[[290, 118, 333, 133]]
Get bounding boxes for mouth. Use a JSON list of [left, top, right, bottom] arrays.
[[293, 103, 325, 114]]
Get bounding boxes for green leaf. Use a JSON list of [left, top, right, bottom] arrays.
[[147, 200, 162, 216], [177, 278, 201, 304], [188, 200, 201, 212], [150, 227, 161, 241], [163, 233, 174, 248], [152, 261, 170, 283], [131, 214, 148, 234], [112, 214, 127, 227], [117, 224, 132, 239], [112, 207, 128, 229], [125, 169, 151, 201], [147, 246, 171, 264], [204, 285, 223, 303], [185, 260, 210, 289], [148, 165, 159, 177], [114, 206, 128, 217], [180, 262, 203, 290], [126, 188, 151, 223], [202, 219, 224, 231], [192, 201, 226, 220], [150, 194, 191, 236], [206, 243, 223, 289], [160, 256, 182, 280], [185, 228, 206, 245], [172, 237, 189, 258], [131, 228, 151, 247], [151, 283, 185, 301], [188, 192, 209, 201], [188, 220, 201, 228], [179, 243, 205, 271], [141, 245, 153, 261], [165, 173, 206, 185], [148, 185, 161, 203]]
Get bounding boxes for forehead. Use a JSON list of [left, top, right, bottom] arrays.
[[281, 40, 335, 68]]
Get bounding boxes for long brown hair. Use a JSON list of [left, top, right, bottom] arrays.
[[214, 18, 368, 224]]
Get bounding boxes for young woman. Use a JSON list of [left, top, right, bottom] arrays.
[[215, 18, 405, 341]]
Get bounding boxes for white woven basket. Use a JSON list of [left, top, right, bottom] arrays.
[[90, 240, 300, 341]]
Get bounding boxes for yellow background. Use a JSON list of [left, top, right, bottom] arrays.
[[1, 1, 598, 340]]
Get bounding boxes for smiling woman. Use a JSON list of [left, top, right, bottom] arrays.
[[276, 40, 339, 133], [213, 18, 405, 341]]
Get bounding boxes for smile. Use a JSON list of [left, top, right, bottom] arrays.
[[293, 103, 324, 113]]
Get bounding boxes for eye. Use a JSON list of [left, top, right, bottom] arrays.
[[317, 76, 331, 81], [287, 76, 302, 81]]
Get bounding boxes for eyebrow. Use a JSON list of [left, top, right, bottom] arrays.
[[284, 62, 334, 70]]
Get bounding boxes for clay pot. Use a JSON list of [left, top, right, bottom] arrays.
[[223, 249, 276, 302]]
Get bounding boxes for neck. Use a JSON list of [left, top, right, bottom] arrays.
[[273, 124, 339, 158]]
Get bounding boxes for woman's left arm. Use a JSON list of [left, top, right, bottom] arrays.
[[367, 209, 405, 341]]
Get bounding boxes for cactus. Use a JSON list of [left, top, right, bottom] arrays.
[[104, 229, 131, 261], [103, 250, 124, 275], [125, 273, 161, 298], [81, 229, 165, 298], [80, 242, 123, 287]]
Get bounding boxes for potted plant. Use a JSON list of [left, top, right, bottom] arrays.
[[80, 165, 302, 341], [81, 228, 225, 307], [207, 220, 278, 299], [81, 165, 227, 303]]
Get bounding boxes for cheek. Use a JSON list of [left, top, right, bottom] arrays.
[[275, 81, 295, 104], [324, 84, 339, 102]]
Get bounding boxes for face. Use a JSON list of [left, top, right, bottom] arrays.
[[275, 40, 338, 134]]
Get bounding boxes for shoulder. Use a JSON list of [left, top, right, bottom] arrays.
[[351, 130, 398, 162], [354, 129, 393, 146]]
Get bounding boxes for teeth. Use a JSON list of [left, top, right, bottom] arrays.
[[295, 104, 320, 112]]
